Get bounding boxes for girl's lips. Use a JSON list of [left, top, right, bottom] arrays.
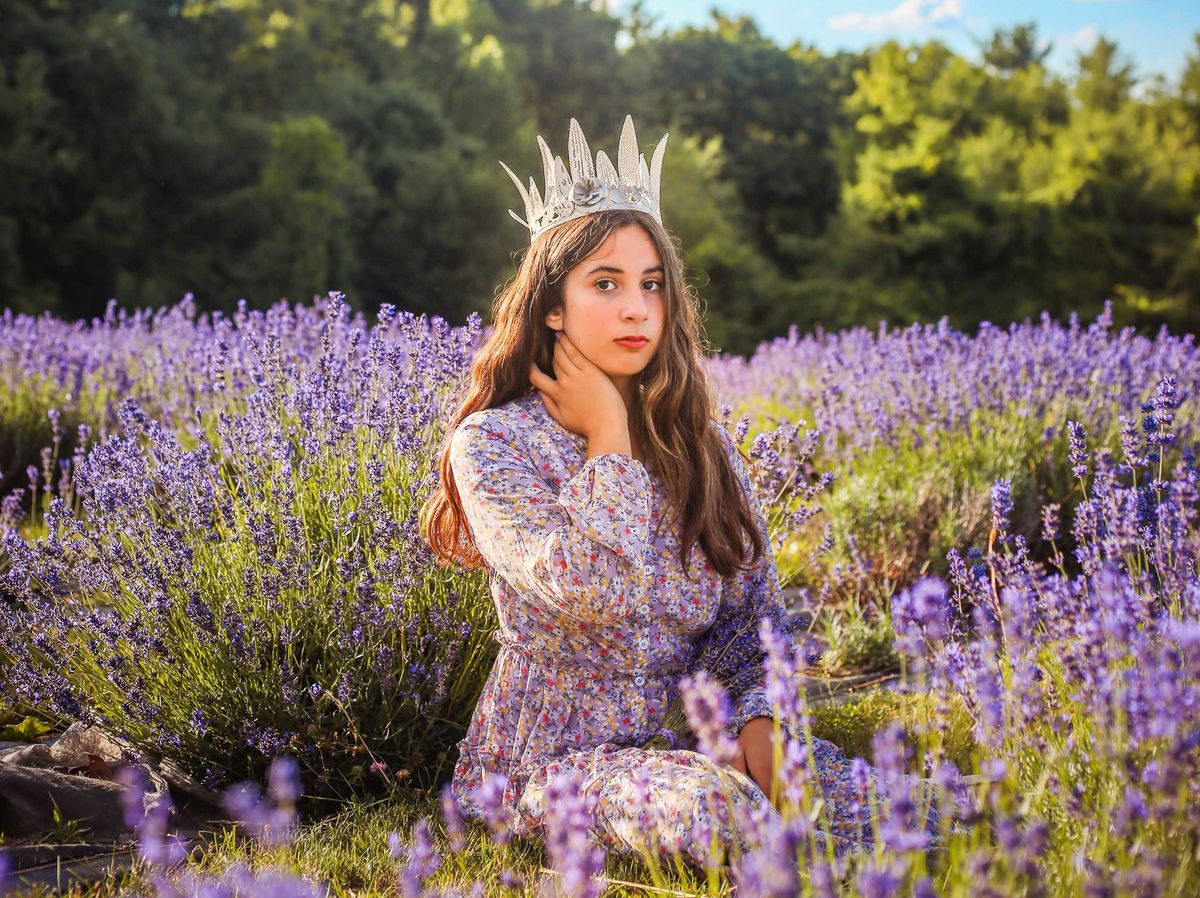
[[615, 337, 649, 348]]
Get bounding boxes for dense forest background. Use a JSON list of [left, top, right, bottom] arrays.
[[2, 0, 1198, 355]]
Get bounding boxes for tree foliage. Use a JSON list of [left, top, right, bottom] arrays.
[[1, 5, 1198, 353]]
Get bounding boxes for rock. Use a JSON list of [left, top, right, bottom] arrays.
[[0, 764, 135, 839], [46, 722, 133, 770], [0, 742, 56, 767], [0, 720, 222, 804], [0, 722, 173, 840], [149, 755, 223, 807], [0, 844, 139, 894]]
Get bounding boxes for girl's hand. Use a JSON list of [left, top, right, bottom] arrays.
[[530, 332, 628, 440], [731, 716, 781, 806]]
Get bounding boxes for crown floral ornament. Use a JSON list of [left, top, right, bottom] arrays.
[[499, 114, 669, 243]]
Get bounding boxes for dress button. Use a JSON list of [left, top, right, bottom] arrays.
[[636, 604, 650, 617], [634, 674, 646, 686], [636, 637, 649, 650]]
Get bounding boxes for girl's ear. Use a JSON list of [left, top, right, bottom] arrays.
[[545, 307, 563, 331]]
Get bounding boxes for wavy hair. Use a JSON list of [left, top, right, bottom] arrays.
[[421, 209, 764, 580]]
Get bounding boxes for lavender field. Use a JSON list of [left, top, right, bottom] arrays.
[[1, 293, 1197, 897]]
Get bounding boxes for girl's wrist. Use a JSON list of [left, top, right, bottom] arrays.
[[585, 423, 632, 461]]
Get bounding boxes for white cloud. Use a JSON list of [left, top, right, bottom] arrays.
[[829, 0, 965, 33], [1060, 24, 1100, 49]]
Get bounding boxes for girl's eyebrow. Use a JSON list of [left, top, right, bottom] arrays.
[[585, 264, 665, 276]]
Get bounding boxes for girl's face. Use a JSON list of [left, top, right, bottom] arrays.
[[544, 224, 666, 382]]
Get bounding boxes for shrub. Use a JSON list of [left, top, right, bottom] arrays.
[[0, 294, 496, 800]]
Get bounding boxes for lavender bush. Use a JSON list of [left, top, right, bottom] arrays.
[[0, 293, 501, 797], [708, 302, 1200, 595], [0, 291, 832, 798]]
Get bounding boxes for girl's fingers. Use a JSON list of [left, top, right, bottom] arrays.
[[552, 338, 581, 374], [537, 388, 562, 426], [530, 363, 555, 396], [557, 333, 589, 371]]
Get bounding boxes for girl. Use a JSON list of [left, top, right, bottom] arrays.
[[422, 116, 934, 871]]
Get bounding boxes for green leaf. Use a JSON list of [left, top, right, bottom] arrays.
[[0, 716, 54, 741]]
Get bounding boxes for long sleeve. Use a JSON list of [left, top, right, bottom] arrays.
[[449, 414, 653, 627], [688, 425, 798, 738]]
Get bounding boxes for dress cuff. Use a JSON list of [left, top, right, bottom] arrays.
[[727, 685, 775, 739]]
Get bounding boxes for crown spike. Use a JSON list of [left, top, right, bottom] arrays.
[[536, 135, 557, 201], [638, 153, 649, 188], [649, 133, 668, 210], [567, 118, 595, 184], [617, 115, 640, 185], [595, 150, 618, 185], [553, 156, 570, 193], [507, 208, 529, 228], [528, 177, 543, 219], [498, 160, 530, 215]]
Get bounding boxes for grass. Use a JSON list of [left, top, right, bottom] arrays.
[[6, 794, 721, 898], [2, 687, 975, 897]]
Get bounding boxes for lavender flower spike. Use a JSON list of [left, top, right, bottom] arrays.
[[543, 769, 607, 898], [759, 616, 807, 728], [680, 670, 741, 766], [390, 817, 442, 898]]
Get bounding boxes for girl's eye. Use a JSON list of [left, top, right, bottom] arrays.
[[596, 279, 663, 292]]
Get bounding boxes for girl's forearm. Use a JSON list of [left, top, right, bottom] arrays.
[[736, 716, 780, 806]]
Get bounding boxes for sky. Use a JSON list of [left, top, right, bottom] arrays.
[[615, 0, 1199, 85]]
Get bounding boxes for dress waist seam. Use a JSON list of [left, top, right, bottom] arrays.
[[492, 629, 677, 678]]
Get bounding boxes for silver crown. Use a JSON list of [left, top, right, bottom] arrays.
[[499, 114, 669, 243]]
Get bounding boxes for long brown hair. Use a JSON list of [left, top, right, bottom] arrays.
[[420, 209, 764, 580]]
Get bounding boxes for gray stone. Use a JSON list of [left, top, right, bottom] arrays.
[[0, 764, 132, 839], [0, 742, 55, 767], [0, 722, 173, 840]]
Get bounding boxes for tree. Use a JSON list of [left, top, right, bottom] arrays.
[[632, 13, 854, 267], [978, 21, 1051, 74], [1075, 35, 1135, 113]]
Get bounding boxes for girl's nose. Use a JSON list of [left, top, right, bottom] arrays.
[[623, 295, 651, 318]]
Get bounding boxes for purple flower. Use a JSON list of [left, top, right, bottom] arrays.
[[115, 764, 189, 867], [475, 771, 511, 846], [390, 818, 441, 898], [729, 815, 803, 898], [268, 755, 302, 807], [440, 782, 467, 854], [808, 860, 839, 898], [1067, 420, 1089, 479], [543, 769, 607, 898], [759, 616, 808, 728], [912, 876, 938, 898], [679, 670, 741, 765], [981, 758, 1007, 781], [1040, 503, 1061, 543], [1114, 786, 1148, 836], [891, 576, 954, 662], [991, 478, 1013, 542], [855, 859, 904, 898], [221, 759, 299, 849]]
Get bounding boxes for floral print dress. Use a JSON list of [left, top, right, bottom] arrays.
[[447, 391, 918, 869]]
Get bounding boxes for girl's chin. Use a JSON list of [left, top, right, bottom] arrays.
[[603, 358, 651, 372]]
